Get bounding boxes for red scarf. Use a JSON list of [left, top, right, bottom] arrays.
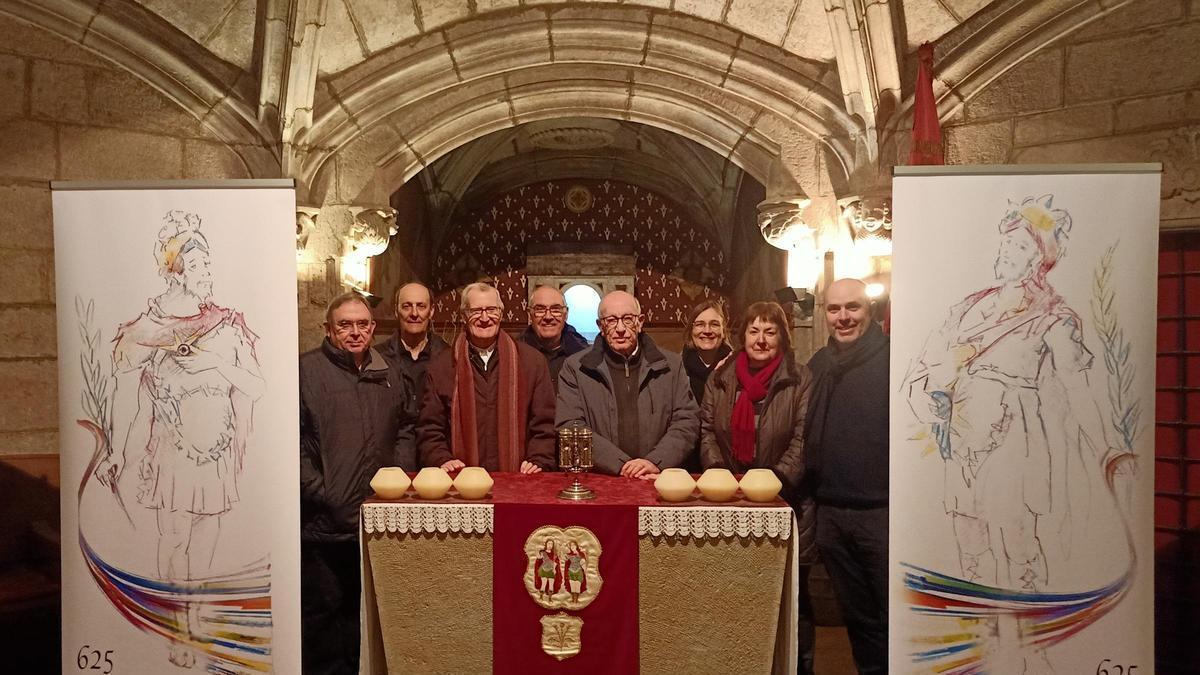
[[731, 351, 783, 465], [450, 331, 524, 471]]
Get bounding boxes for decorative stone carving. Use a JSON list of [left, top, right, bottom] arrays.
[[296, 206, 319, 252], [527, 119, 617, 151], [757, 197, 814, 250], [345, 207, 398, 260], [838, 195, 892, 256], [1151, 126, 1200, 203], [339, 206, 398, 292]]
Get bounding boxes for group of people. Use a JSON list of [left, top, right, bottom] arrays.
[[299, 278, 891, 675]]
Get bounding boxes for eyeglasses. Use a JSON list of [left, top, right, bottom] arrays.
[[691, 320, 723, 331], [531, 304, 566, 317], [598, 314, 641, 329], [465, 306, 502, 319], [333, 319, 374, 333]]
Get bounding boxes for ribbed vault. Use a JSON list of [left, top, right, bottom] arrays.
[[296, 8, 862, 206]]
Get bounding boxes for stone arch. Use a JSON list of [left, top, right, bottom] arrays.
[[0, 0, 279, 177], [298, 7, 864, 206], [881, 0, 1137, 148]]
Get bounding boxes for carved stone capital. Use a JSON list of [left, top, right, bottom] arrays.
[[836, 191, 893, 261], [345, 206, 398, 260], [296, 206, 320, 251], [756, 197, 814, 250]]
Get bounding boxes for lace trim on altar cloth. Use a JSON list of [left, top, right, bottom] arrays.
[[636, 506, 794, 540], [361, 503, 793, 539], [362, 503, 494, 534]]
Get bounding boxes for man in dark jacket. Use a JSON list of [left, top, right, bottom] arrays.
[[806, 278, 889, 675], [521, 285, 589, 388], [377, 281, 448, 415], [417, 282, 556, 473], [556, 290, 699, 479], [299, 292, 415, 675]]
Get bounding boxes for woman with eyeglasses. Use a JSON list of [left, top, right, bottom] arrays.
[[699, 301, 817, 674], [681, 300, 733, 405]]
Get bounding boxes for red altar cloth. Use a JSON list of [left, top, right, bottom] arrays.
[[483, 473, 784, 674], [489, 474, 644, 674]]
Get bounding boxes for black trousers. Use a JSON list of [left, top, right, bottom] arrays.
[[301, 540, 362, 675], [797, 565, 815, 675], [816, 504, 888, 675]]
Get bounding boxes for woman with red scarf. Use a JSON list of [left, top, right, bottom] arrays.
[[698, 301, 816, 674]]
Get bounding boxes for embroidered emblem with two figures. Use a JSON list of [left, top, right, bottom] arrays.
[[523, 525, 603, 660]]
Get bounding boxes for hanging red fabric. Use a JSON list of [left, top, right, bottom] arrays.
[[909, 42, 944, 165]]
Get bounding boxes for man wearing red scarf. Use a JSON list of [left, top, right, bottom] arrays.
[[417, 282, 556, 473]]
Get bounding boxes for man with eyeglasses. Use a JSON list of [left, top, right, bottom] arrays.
[[378, 282, 448, 415], [417, 282, 557, 474], [521, 285, 589, 388], [556, 290, 699, 479], [299, 291, 416, 675]]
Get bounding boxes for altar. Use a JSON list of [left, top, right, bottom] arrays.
[[359, 472, 799, 674]]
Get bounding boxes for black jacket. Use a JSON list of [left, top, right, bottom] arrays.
[[806, 323, 890, 507], [520, 323, 590, 387], [682, 344, 732, 404], [377, 331, 449, 416], [300, 339, 415, 542]]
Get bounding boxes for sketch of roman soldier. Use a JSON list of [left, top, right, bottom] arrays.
[[904, 196, 1121, 590], [902, 196, 1129, 673], [95, 210, 264, 668]]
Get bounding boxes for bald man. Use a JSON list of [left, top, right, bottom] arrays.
[[805, 278, 890, 675], [555, 290, 699, 479], [521, 285, 589, 388], [378, 282, 448, 414]]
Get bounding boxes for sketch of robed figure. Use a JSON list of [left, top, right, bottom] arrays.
[[87, 210, 268, 670], [901, 196, 1138, 672]]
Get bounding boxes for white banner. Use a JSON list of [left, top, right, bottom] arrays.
[[890, 166, 1158, 674], [53, 182, 300, 674]]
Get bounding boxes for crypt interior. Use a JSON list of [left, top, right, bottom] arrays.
[[0, 0, 1197, 671]]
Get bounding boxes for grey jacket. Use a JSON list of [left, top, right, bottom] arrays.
[[556, 334, 700, 475]]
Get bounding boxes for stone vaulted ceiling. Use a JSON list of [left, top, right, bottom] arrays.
[[2, 0, 1140, 218]]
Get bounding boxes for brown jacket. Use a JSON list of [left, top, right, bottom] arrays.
[[700, 353, 817, 563], [417, 340, 557, 471]]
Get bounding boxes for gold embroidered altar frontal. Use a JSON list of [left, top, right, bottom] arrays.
[[361, 500, 798, 674]]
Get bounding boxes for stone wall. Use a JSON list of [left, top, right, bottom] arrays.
[[1, 3, 1199, 460], [940, 0, 1200, 228], [0, 15, 252, 458]]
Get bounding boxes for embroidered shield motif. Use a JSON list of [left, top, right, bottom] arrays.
[[523, 525, 603, 610], [539, 612, 584, 660]]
